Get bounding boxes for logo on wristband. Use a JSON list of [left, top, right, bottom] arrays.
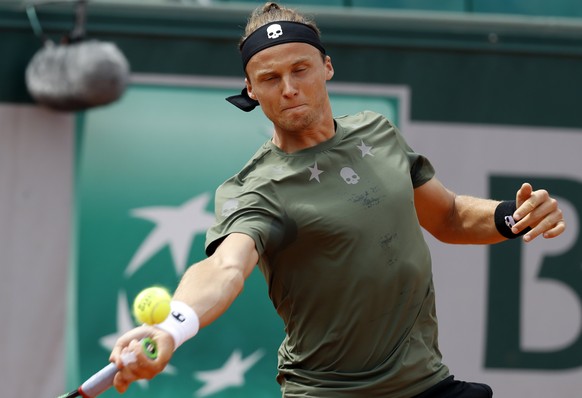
[[504, 215, 516, 228], [172, 311, 186, 323]]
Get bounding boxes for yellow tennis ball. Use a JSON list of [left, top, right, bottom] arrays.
[[133, 286, 172, 325]]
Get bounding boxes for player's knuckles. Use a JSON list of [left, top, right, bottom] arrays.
[[548, 197, 559, 212], [109, 350, 119, 364], [557, 219, 567, 234], [143, 368, 160, 380], [538, 205, 561, 224], [131, 359, 160, 380], [517, 199, 537, 217], [516, 212, 534, 228], [532, 189, 550, 204], [549, 210, 564, 229], [532, 213, 560, 235], [525, 198, 538, 211], [551, 206, 563, 222], [544, 217, 566, 237], [526, 198, 556, 225]]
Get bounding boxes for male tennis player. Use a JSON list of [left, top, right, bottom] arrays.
[[110, 3, 566, 397]]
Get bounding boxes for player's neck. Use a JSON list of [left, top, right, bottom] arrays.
[[272, 116, 335, 154]]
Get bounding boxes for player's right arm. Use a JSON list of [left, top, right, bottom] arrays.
[[174, 232, 259, 328], [110, 232, 258, 393]]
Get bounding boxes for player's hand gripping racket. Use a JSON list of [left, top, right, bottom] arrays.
[[57, 338, 158, 398]]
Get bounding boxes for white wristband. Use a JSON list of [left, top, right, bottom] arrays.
[[155, 300, 200, 350]]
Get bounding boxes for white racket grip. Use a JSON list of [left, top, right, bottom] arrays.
[[78, 349, 142, 397], [78, 362, 118, 398]]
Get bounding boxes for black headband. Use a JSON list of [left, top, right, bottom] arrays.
[[226, 21, 326, 112], [241, 21, 326, 69]]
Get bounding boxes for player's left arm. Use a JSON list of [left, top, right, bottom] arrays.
[[414, 177, 566, 244]]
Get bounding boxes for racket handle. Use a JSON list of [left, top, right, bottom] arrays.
[[78, 338, 158, 398], [78, 363, 118, 398]]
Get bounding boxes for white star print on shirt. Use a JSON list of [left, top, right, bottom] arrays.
[[357, 140, 374, 157], [125, 193, 215, 277], [308, 161, 324, 182]]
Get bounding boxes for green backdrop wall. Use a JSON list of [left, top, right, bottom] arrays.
[[1, 2, 582, 128]]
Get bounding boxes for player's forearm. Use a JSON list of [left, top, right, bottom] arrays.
[[172, 233, 258, 329], [447, 195, 505, 244], [416, 178, 507, 244], [172, 257, 245, 328]]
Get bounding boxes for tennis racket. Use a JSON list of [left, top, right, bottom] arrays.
[[57, 338, 158, 398]]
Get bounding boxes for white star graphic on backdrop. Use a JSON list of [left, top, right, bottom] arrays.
[[357, 140, 374, 157], [193, 349, 264, 397], [308, 162, 324, 182], [99, 291, 176, 389], [125, 193, 215, 277]]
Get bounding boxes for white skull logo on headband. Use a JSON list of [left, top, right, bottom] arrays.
[[267, 24, 283, 39]]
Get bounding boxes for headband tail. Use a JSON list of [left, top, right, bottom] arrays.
[[226, 87, 260, 112]]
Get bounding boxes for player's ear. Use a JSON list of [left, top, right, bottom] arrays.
[[245, 78, 257, 100], [325, 55, 334, 81]]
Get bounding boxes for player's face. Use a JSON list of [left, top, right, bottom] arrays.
[[245, 42, 334, 134]]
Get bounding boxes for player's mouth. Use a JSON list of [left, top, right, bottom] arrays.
[[282, 104, 306, 112]]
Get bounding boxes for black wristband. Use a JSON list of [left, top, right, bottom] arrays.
[[494, 200, 531, 239]]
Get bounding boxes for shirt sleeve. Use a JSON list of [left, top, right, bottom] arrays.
[[205, 176, 285, 257], [390, 121, 435, 188]]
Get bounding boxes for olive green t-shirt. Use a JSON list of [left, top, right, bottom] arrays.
[[205, 111, 449, 397]]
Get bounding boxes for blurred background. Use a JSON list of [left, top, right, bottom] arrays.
[[1, 0, 581, 397]]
